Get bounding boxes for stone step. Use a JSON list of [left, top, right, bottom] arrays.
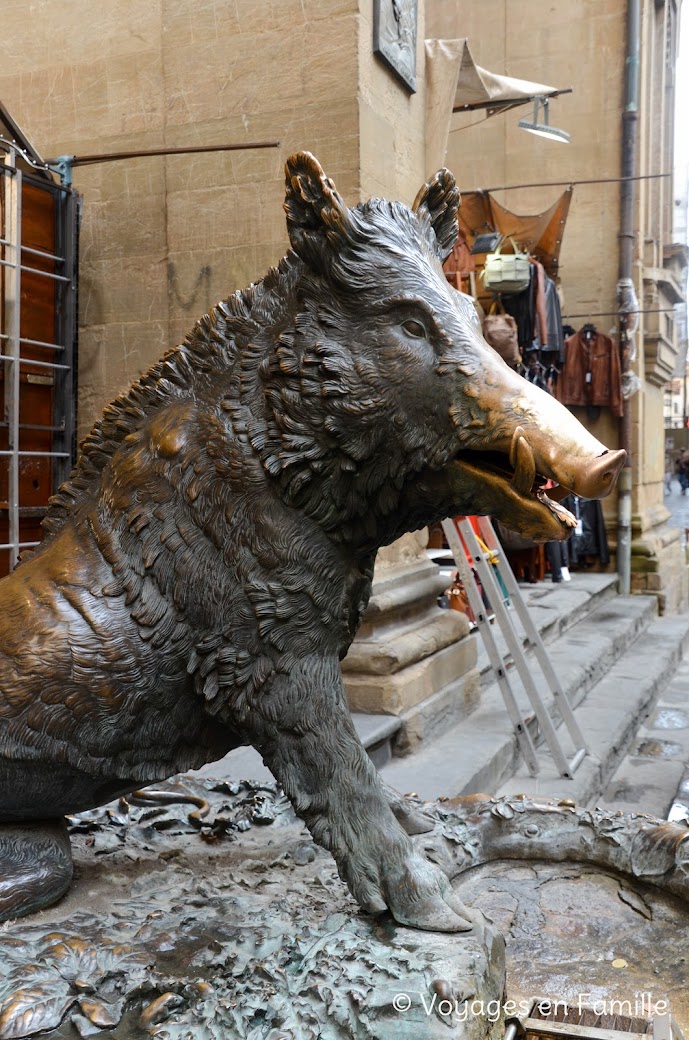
[[473, 572, 619, 687], [351, 711, 402, 768], [430, 553, 617, 667], [387, 572, 620, 757], [662, 656, 689, 823], [191, 710, 401, 784], [379, 593, 659, 801], [495, 612, 689, 806], [599, 651, 689, 820]]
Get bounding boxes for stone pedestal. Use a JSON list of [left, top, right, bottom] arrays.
[[629, 504, 689, 613], [342, 533, 479, 755], [624, 252, 689, 614]]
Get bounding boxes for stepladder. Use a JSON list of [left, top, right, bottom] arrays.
[[441, 515, 588, 780]]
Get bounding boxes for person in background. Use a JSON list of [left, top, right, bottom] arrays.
[[677, 450, 689, 496]]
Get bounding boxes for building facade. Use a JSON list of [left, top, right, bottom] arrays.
[[429, 0, 687, 610], [0, 1, 687, 744]]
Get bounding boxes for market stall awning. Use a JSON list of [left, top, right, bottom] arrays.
[[458, 188, 573, 280], [449, 39, 559, 112], [425, 38, 564, 171]]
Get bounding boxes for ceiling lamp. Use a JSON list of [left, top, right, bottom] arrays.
[[518, 96, 570, 143]]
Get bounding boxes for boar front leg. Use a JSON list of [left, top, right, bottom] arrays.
[[244, 655, 474, 933]]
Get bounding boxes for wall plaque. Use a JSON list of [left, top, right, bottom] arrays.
[[373, 0, 418, 93]]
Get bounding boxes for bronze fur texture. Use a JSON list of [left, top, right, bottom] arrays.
[[0, 153, 623, 930]]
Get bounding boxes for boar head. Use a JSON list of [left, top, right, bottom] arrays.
[[264, 154, 625, 547]]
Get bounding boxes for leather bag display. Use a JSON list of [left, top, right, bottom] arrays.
[[481, 237, 531, 295], [482, 300, 521, 366]]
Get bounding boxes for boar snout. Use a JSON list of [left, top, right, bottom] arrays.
[[563, 446, 626, 499], [446, 349, 626, 542], [508, 424, 626, 500]]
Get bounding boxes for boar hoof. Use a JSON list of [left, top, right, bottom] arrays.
[[384, 854, 476, 933]]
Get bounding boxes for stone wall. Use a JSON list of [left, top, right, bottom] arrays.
[[0, 0, 361, 438], [0, 0, 443, 441], [630, 0, 689, 612], [357, 0, 427, 202]]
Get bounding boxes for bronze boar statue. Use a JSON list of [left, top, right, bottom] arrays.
[[0, 152, 624, 931]]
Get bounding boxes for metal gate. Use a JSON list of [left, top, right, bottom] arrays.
[[0, 127, 79, 575]]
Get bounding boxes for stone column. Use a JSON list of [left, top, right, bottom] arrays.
[[342, 530, 479, 755], [627, 247, 689, 613]]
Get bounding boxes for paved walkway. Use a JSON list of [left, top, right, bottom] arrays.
[[595, 477, 689, 820], [664, 473, 689, 541]]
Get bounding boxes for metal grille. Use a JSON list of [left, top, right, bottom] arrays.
[[0, 141, 79, 571]]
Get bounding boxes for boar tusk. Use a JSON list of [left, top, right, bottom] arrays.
[[509, 428, 536, 497], [508, 425, 525, 469], [536, 489, 578, 529]]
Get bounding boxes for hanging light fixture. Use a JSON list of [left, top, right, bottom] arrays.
[[518, 96, 570, 143]]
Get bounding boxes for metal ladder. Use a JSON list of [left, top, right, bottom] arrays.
[[441, 516, 588, 779]]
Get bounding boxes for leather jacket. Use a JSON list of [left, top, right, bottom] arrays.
[[558, 329, 623, 417]]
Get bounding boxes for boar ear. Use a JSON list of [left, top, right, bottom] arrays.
[[284, 152, 352, 267], [412, 169, 461, 262]]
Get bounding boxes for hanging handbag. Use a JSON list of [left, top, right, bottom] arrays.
[[447, 574, 475, 623], [481, 236, 531, 295], [482, 300, 521, 366]]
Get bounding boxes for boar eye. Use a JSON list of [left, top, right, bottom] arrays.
[[401, 318, 427, 339]]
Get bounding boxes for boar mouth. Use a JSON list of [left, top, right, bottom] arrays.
[[452, 446, 578, 539]]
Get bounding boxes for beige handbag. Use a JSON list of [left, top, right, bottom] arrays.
[[481, 237, 531, 295]]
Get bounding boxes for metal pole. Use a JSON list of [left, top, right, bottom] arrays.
[[2, 157, 21, 570], [616, 0, 640, 596], [453, 86, 574, 113], [460, 171, 671, 196], [45, 140, 281, 187]]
